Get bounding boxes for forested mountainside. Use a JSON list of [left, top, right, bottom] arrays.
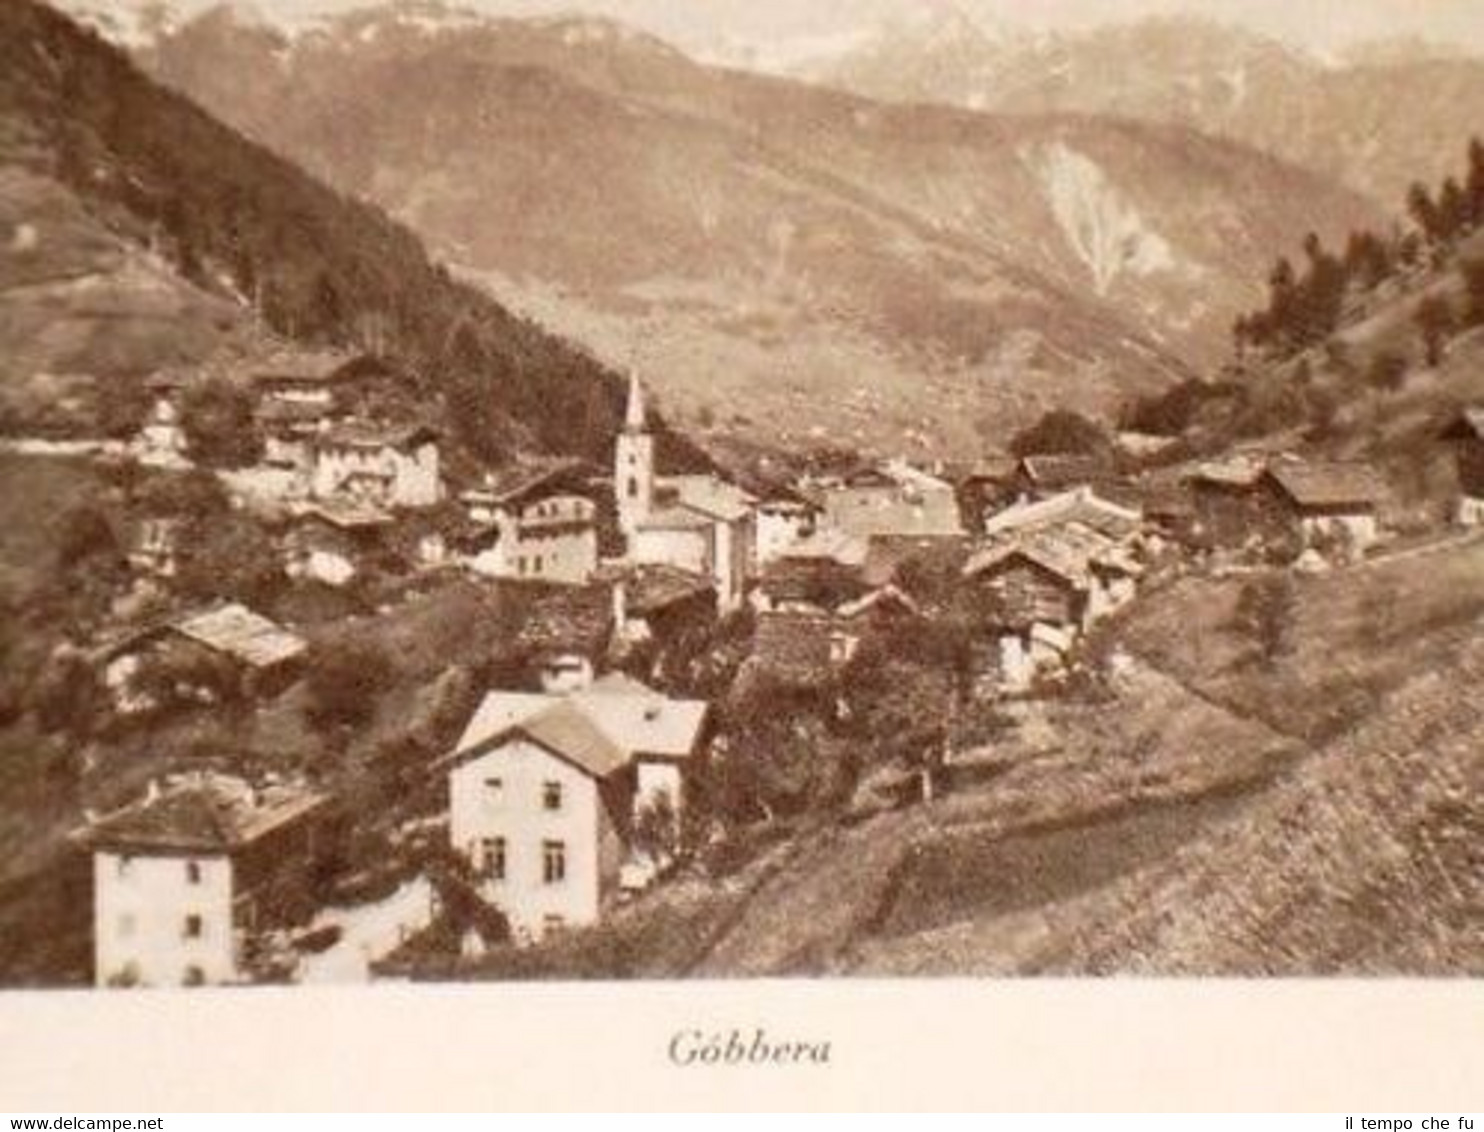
[[128, 1, 1384, 456], [0, 0, 692, 468]]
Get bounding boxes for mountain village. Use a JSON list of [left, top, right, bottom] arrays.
[[10, 339, 1474, 986], [0, 0, 1481, 988]]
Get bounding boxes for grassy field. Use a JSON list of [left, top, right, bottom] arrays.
[[1119, 537, 1484, 742], [847, 537, 1484, 976]]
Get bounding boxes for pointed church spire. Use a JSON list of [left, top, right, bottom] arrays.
[[624, 371, 647, 434]]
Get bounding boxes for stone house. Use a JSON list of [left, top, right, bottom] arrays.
[[102, 604, 307, 713], [462, 461, 601, 586], [74, 773, 328, 988], [282, 501, 394, 588], [1261, 462, 1386, 563], [310, 421, 442, 511]]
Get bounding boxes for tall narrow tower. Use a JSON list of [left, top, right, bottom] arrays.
[[615, 372, 655, 542]]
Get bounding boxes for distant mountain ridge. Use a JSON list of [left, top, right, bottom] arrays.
[[122, 1, 1384, 456], [797, 12, 1484, 211]]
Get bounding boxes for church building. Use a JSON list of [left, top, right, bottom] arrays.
[[613, 376, 755, 613]]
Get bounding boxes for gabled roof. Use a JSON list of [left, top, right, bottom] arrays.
[[514, 586, 613, 656], [964, 523, 1129, 589], [470, 458, 592, 508], [452, 691, 553, 754], [173, 605, 307, 670], [1186, 456, 1267, 490], [77, 775, 326, 855], [1017, 453, 1108, 489], [516, 700, 631, 779], [836, 585, 921, 620], [982, 487, 1142, 541], [620, 564, 716, 616], [320, 420, 440, 451], [665, 475, 755, 522], [293, 500, 392, 531], [1264, 463, 1386, 510], [576, 676, 709, 761], [450, 678, 708, 775]]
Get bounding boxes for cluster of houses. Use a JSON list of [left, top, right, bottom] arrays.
[[74, 369, 1484, 986]]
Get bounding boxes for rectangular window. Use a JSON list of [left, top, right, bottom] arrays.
[[480, 837, 506, 881], [542, 840, 566, 884], [542, 781, 563, 811], [186, 860, 202, 885], [183, 914, 204, 940], [484, 777, 503, 804], [543, 915, 566, 935]]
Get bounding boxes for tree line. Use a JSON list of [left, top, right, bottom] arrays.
[[1235, 138, 1484, 361]]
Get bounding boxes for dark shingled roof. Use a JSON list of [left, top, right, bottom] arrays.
[[758, 556, 867, 609], [753, 612, 838, 686], [621, 564, 716, 617], [1018, 454, 1109, 490], [514, 585, 613, 656], [1264, 463, 1386, 510], [78, 777, 326, 855], [472, 458, 592, 508], [320, 419, 440, 451]]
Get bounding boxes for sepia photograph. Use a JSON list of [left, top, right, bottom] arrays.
[[0, 0, 1480, 1011]]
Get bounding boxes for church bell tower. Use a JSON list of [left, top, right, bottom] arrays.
[[615, 372, 655, 542]]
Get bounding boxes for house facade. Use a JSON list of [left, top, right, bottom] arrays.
[[961, 522, 1141, 692], [310, 422, 442, 510], [445, 677, 708, 942], [131, 395, 190, 468], [282, 502, 392, 588], [447, 716, 629, 942], [462, 460, 600, 585], [467, 495, 599, 585], [77, 774, 326, 988]]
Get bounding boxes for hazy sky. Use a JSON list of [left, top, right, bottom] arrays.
[[234, 0, 1484, 56]]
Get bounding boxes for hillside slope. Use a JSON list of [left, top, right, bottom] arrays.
[[133, 2, 1385, 455], [2, 0, 639, 464]]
